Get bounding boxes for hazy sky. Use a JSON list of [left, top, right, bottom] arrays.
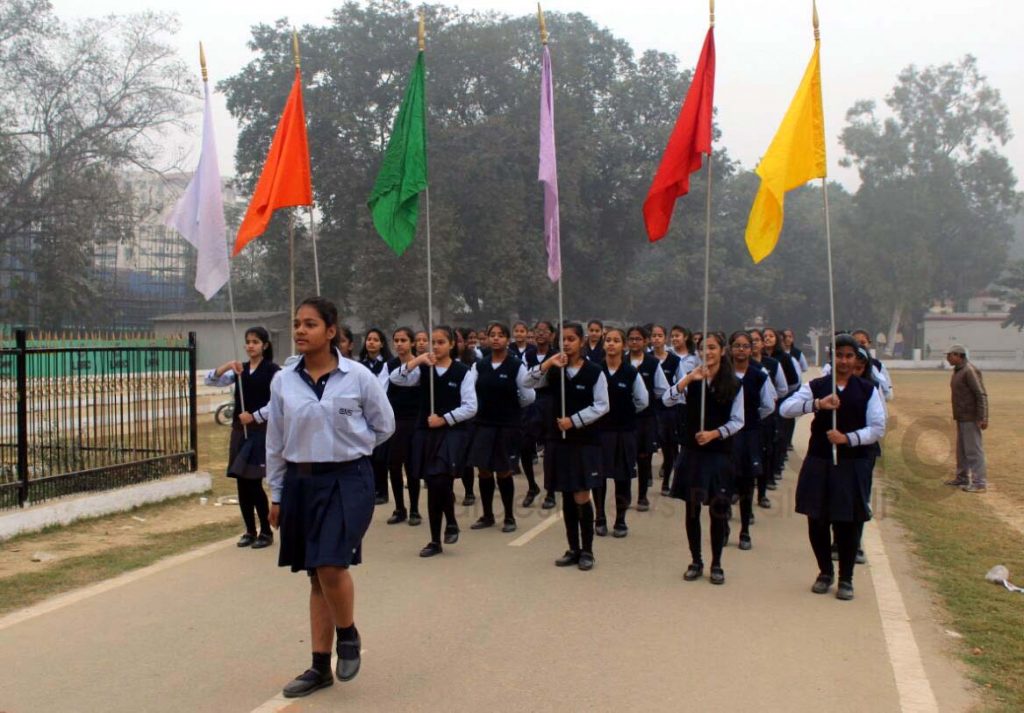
[[53, 0, 1022, 191]]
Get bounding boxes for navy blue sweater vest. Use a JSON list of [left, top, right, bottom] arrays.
[[602, 362, 639, 432], [808, 375, 874, 461], [474, 356, 522, 427], [417, 361, 470, 429]]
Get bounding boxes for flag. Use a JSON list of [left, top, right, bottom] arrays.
[[538, 44, 560, 282], [368, 52, 428, 257], [233, 69, 313, 256], [166, 82, 229, 300], [642, 28, 716, 242], [744, 41, 826, 263]]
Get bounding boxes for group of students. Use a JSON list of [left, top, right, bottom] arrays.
[[209, 300, 890, 698]]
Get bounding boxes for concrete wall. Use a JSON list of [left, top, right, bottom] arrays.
[[922, 314, 1024, 360], [154, 318, 289, 370]]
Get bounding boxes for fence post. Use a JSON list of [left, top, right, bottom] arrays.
[[188, 331, 198, 472], [16, 329, 28, 507]]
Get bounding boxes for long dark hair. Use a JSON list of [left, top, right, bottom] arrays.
[[359, 327, 393, 363], [433, 325, 458, 361], [245, 326, 274, 363], [671, 325, 695, 354], [297, 296, 341, 349], [455, 327, 477, 365], [705, 332, 740, 404]]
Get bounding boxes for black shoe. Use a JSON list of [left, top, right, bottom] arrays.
[[282, 668, 333, 698], [408, 512, 422, 527], [541, 495, 556, 510], [765, 481, 778, 491], [236, 533, 256, 548], [502, 518, 517, 533], [738, 533, 751, 550], [462, 494, 476, 507], [419, 542, 443, 557], [443, 527, 460, 544], [374, 494, 388, 505], [856, 549, 867, 565], [595, 520, 608, 537], [251, 532, 274, 549], [470, 516, 495, 530], [758, 496, 772, 508], [683, 563, 704, 581], [636, 497, 650, 512], [336, 637, 361, 682], [578, 551, 595, 571], [612, 523, 628, 538], [811, 573, 834, 594], [710, 566, 725, 585], [522, 489, 540, 508], [836, 580, 855, 601], [555, 550, 580, 567], [387, 510, 407, 525]]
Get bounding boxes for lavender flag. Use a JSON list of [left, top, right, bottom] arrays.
[[538, 45, 561, 283]]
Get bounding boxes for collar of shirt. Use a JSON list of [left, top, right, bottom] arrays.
[[293, 349, 350, 399]]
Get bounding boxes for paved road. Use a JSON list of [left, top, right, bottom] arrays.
[[0, 418, 976, 712]]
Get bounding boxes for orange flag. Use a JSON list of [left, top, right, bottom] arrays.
[[233, 69, 313, 255]]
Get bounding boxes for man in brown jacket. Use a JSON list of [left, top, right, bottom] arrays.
[[945, 345, 988, 493]]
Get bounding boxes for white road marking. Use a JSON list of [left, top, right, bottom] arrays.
[[862, 522, 940, 713], [0, 536, 237, 632], [508, 510, 562, 547]]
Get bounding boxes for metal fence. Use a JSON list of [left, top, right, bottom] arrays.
[[0, 330, 197, 509]]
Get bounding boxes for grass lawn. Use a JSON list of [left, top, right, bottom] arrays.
[[884, 369, 1024, 712]]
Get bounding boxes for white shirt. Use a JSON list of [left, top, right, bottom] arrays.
[[735, 368, 778, 421], [662, 379, 745, 440], [266, 351, 396, 502], [523, 363, 610, 429], [470, 357, 536, 408], [389, 361, 479, 426], [779, 381, 886, 447]]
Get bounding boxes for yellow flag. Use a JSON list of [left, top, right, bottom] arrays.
[[745, 41, 826, 263]]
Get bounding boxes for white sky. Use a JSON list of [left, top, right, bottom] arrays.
[[53, 0, 1023, 191]]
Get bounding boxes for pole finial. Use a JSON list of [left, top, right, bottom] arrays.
[[813, 0, 820, 40], [199, 42, 208, 83], [538, 3, 549, 45], [292, 30, 301, 70], [418, 10, 425, 51], [710, 0, 715, 27]]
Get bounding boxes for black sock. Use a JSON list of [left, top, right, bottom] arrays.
[[808, 518, 834, 577], [614, 480, 631, 526], [462, 469, 475, 497], [834, 520, 860, 582], [739, 484, 753, 534], [336, 625, 359, 660], [685, 503, 703, 564], [497, 476, 515, 520], [312, 651, 332, 675], [427, 483, 444, 543], [593, 485, 607, 522], [710, 514, 727, 568], [562, 495, 580, 551], [389, 463, 407, 514], [444, 486, 458, 530], [578, 500, 595, 553], [638, 456, 651, 499], [521, 447, 539, 491], [479, 475, 496, 519]]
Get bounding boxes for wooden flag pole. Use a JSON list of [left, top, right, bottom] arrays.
[[292, 31, 321, 296], [699, 0, 714, 431], [419, 10, 435, 415]]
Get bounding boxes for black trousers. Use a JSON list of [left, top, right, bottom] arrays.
[[236, 478, 270, 535], [808, 518, 863, 581]]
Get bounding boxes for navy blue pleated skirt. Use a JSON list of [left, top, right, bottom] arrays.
[[656, 406, 680, 448], [278, 458, 375, 573], [795, 455, 874, 523], [599, 430, 638, 481], [549, 438, 603, 493], [467, 423, 521, 472], [409, 427, 471, 480], [669, 448, 736, 504], [732, 429, 763, 483]]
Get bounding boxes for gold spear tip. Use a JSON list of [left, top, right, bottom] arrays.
[[710, 0, 715, 27], [813, 0, 820, 40], [292, 30, 301, 70], [538, 3, 549, 44], [199, 42, 208, 82], [418, 10, 425, 51]]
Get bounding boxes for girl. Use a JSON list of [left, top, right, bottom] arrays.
[[390, 326, 478, 557], [750, 328, 787, 507], [384, 328, 422, 526], [524, 323, 609, 571], [584, 320, 606, 363], [205, 327, 281, 549], [595, 328, 647, 537], [266, 297, 395, 698], [764, 327, 799, 478], [467, 322, 534, 533], [663, 332, 743, 585], [338, 325, 355, 359], [414, 330, 430, 357], [626, 325, 668, 511], [455, 327, 479, 506], [510, 321, 536, 362], [651, 325, 682, 496], [728, 331, 776, 551], [780, 334, 885, 601], [359, 328, 394, 506], [532, 320, 561, 510]]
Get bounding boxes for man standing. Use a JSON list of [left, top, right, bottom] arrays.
[[945, 345, 988, 493]]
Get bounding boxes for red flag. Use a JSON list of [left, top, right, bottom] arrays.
[[233, 69, 313, 255], [642, 28, 715, 242]]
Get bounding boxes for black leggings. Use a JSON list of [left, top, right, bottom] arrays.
[[236, 478, 269, 535], [808, 518, 863, 582], [561, 495, 595, 554], [372, 449, 388, 500], [685, 498, 729, 568], [637, 453, 652, 500], [593, 480, 631, 525], [737, 479, 754, 534], [425, 474, 457, 544], [388, 461, 420, 516]]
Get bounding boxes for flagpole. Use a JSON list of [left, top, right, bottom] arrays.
[[201, 42, 247, 437], [292, 31, 321, 296], [420, 11, 435, 415], [288, 211, 296, 356], [699, 0, 715, 432]]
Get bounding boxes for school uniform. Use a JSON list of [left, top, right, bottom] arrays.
[[752, 356, 784, 499], [266, 351, 396, 573], [780, 374, 885, 589], [772, 347, 801, 474], [732, 366, 776, 545], [385, 356, 421, 521], [595, 361, 648, 534], [360, 355, 392, 503], [630, 352, 668, 506], [529, 347, 562, 503], [654, 351, 683, 491], [583, 341, 606, 364], [509, 342, 537, 363], [822, 360, 893, 401]]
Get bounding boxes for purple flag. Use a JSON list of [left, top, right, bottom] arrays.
[[538, 45, 560, 283]]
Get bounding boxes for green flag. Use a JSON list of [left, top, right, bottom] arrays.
[[368, 52, 427, 256]]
